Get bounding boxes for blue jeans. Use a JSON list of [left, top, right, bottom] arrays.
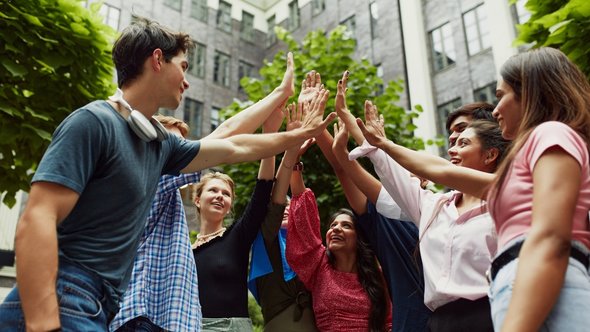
[[0, 262, 112, 331], [489, 241, 590, 331], [115, 316, 164, 332]]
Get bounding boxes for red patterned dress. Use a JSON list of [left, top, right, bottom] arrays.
[[286, 189, 392, 331]]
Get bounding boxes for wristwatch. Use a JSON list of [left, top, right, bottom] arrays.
[[293, 161, 304, 171]]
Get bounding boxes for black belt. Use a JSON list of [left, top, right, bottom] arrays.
[[489, 241, 590, 282]]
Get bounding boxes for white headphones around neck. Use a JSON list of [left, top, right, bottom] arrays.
[[108, 88, 167, 142]]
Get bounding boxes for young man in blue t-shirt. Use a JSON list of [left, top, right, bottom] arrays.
[[0, 17, 334, 331]]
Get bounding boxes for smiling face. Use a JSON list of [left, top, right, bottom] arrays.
[[326, 213, 357, 254], [447, 128, 490, 172], [161, 50, 190, 109], [448, 115, 472, 148], [195, 178, 233, 223], [493, 79, 522, 140]]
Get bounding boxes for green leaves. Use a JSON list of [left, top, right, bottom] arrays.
[[514, 0, 590, 79], [0, 0, 116, 207], [222, 25, 425, 231]]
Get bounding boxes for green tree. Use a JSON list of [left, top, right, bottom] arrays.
[[0, 0, 116, 207], [221, 26, 426, 232], [513, 0, 590, 77]]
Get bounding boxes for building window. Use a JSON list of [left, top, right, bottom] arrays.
[[312, 0, 325, 15], [513, 0, 531, 24], [188, 42, 206, 78], [369, 1, 379, 39], [266, 15, 277, 47], [238, 61, 255, 92], [241, 11, 255, 42], [288, 1, 300, 31], [213, 51, 231, 87], [217, 0, 232, 33], [375, 64, 384, 96], [463, 4, 491, 56], [99, 3, 120, 30], [211, 107, 220, 132], [473, 82, 497, 104], [430, 23, 456, 72], [164, 0, 182, 11], [190, 0, 208, 22], [341, 15, 356, 40], [184, 98, 203, 139]]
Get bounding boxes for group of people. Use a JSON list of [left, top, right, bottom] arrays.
[[0, 16, 589, 332]]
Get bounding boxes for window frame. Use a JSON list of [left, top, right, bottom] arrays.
[[216, 0, 233, 33], [183, 98, 204, 139], [429, 22, 456, 72], [462, 4, 492, 56], [190, 0, 208, 22], [240, 10, 255, 42], [213, 51, 231, 87]]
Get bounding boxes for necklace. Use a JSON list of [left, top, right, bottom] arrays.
[[193, 227, 227, 248]]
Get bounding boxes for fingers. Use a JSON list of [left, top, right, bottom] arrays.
[[356, 117, 368, 135], [320, 112, 337, 129], [286, 52, 294, 70], [312, 89, 330, 113], [286, 103, 294, 124], [297, 101, 305, 122], [315, 72, 321, 87], [342, 70, 349, 89]]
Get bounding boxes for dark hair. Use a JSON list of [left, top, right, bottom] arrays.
[[445, 102, 495, 132], [467, 120, 510, 169], [490, 47, 590, 203], [112, 17, 193, 87], [326, 208, 388, 332]]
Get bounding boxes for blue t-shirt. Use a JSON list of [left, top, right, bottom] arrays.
[[32, 100, 200, 312], [357, 202, 431, 332]]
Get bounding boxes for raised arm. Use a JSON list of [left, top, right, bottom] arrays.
[[15, 182, 79, 331], [332, 120, 382, 210], [334, 70, 365, 145], [273, 103, 304, 205], [205, 52, 295, 139], [356, 101, 494, 199], [182, 89, 335, 173], [314, 121, 368, 215], [501, 148, 580, 331], [258, 99, 286, 181]]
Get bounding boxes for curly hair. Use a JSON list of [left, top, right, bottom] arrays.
[[326, 208, 389, 331]]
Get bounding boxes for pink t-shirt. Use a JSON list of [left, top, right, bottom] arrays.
[[489, 121, 590, 250]]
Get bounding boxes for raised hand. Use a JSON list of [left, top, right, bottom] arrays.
[[332, 118, 349, 154], [285, 102, 301, 131], [299, 88, 337, 138], [298, 70, 321, 104], [277, 52, 295, 99], [356, 100, 388, 148], [335, 70, 350, 116]]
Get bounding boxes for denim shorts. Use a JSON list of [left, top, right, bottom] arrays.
[[489, 241, 590, 331], [0, 262, 111, 331], [201, 317, 253, 332]]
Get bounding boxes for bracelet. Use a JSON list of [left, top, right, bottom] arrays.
[[292, 161, 304, 171]]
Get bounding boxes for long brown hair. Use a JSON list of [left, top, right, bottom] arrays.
[[489, 47, 590, 205], [326, 209, 389, 331]]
